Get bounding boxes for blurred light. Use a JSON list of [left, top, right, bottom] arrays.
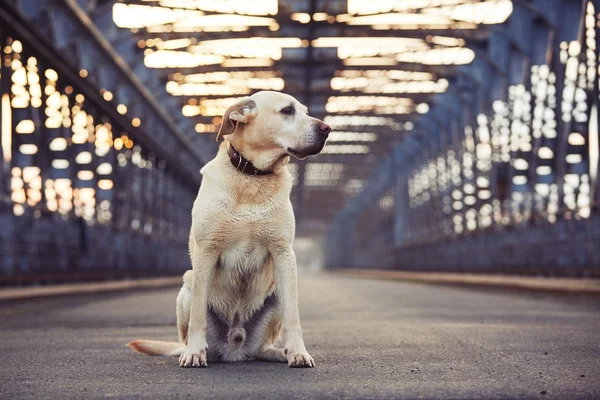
[[52, 159, 70, 169], [327, 132, 377, 142], [222, 58, 274, 68], [321, 144, 369, 154], [397, 47, 475, 65], [45, 69, 58, 82], [538, 147, 554, 159], [512, 176, 527, 185], [347, 0, 512, 25], [325, 115, 397, 127], [132, 117, 141, 127], [170, 77, 283, 97], [12, 40, 22, 53], [156, 38, 192, 50], [291, 13, 311, 23], [513, 158, 529, 170], [145, 50, 224, 68], [75, 151, 93, 164], [568, 132, 585, 145], [326, 96, 418, 114], [97, 163, 113, 175], [16, 119, 34, 134], [113, 3, 277, 30], [117, 104, 128, 114], [331, 75, 448, 94], [98, 180, 114, 190], [1, 94, 11, 162], [49, 137, 68, 151], [536, 166, 552, 175], [416, 103, 429, 114], [114, 137, 124, 150], [343, 57, 397, 66], [77, 171, 94, 180], [313, 12, 329, 21], [19, 144, 38, 155]]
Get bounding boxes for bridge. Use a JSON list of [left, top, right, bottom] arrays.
[[0, 0, 599, 398]]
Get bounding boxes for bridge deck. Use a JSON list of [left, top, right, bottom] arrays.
[[1, 273, 598, 399]]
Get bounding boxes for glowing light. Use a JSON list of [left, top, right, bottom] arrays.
[[117, 104, 128, 114], [327, 132, 377, 142], [320, 144, 369, 154], [12, 40, 22, 53], [113, 3, 276, 30], [291, 13, 311, 23], [513, 159, 529, 170], [396, 47, 475, 65], [566, 154, 583, 164], [113, 137, 124, 150], [77, 171, 94, 180], [156, 38, 192, 50], [45, 69, 58, 81], [416, 103, 430, 114], [145, 50, 224, 68], [221, 58, 274, 68], [102, 91, 113, 101], [19, 144, 38, 155], [568, 132, 585, 145], [132, 117, 141, 127], [98, 180, 114, 190], [97, 163, 113, 175], [343, 58, 397, 66], [512, 176, 528, 185], [75, 151, 93, 164], [15, 120, 35, 134], [347, 0, 513, 25], [536, 166, 552, 175], [326, 96, 420, 114], [49, 138, 68, 151], [325, 115, 399, 128], [331, 75, 448, 94], [52, 159, 70, 169], [190, 37, 302, 60], [2, 94, 13, 162], [538, 147, 554, 159]]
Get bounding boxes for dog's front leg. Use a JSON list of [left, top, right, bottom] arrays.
[[273, 248, 315, 368], [179, 249, 216, 368]]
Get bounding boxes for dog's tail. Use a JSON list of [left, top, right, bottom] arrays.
[[127, 340, 185, 356]]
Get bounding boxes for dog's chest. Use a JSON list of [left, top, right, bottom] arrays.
[[213, 239, 275, 313], [219, 240, 269, 272]]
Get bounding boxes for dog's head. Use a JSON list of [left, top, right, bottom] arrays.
[[216, 91, 331, 167]]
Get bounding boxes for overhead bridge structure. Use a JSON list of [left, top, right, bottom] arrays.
[[0, 0, 598, 282]]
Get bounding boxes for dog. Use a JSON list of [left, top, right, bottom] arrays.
[[127, 91, 331, 368]]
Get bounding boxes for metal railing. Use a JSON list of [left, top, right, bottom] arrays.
[[326, 0, 600, 277], [0, 1, 201, 283]]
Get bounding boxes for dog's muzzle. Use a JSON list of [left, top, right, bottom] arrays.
[[288, 122, 331, 159]]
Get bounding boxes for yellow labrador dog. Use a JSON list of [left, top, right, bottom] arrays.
[[128, 91, 331, 368]]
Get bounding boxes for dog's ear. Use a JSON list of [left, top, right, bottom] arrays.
[[216, 98, 258, 142]]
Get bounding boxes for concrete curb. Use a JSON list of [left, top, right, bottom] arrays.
[[0, 276, 182, 302], [331, 269, 600, 295]]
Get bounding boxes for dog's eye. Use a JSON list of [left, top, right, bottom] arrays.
[[280, 106, 294, 116]]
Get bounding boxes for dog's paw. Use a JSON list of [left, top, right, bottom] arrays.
[[286, 350, 315, 368], [179, 347, 208, 368]]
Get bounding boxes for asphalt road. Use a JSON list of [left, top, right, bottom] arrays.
[[1, 273, 599, 399]]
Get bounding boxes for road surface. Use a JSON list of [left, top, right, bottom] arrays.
[[1, 272, 599, 399]]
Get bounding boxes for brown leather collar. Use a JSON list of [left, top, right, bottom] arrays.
[[226, 142, 273, 176]]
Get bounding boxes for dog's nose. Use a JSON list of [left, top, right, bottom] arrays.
[[318, 122, 331, 136]]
